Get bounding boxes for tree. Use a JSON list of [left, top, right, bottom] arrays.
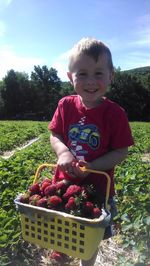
[[30, 65, 62, 119], [106, 72, 150, 121], [60, 81, 74, 97], [1, 70, 31, 119], [0, 81, 5, 119]]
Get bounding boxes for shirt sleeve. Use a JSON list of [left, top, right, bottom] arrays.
[[48, 100, 64, 135], [109, 107, 134, 149]]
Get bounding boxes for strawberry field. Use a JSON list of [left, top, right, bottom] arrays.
[[0, 121, 150, 266]]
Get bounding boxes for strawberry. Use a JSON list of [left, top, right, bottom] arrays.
[[49, 251, 65, 262], [56, 180, 69, 194], [41, 181, 51, 193], [29, 194, 41, 205], [63, 185, 82, 200], [37, 197, 47, 208], [41, 177, 52, 184], [82, 201, 94, 218], [93, 207, 101, 218], [47, 195, 62, 209], [28, 183, 40, 195], [65, 197, 76, 210], [44, 184, 56, 197], [19, 192, 30, 203]]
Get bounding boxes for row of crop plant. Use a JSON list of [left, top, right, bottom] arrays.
[[0, 121, 149, 265]]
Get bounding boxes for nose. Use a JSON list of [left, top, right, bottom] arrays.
[[87, 76, 95, 85]]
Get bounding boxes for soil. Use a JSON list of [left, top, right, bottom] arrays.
[[36, 234, 138, 266], [1, 137, 39, 159], [141, 153, 150, 163]]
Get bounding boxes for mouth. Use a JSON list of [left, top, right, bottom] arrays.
[[84, 89, 98, 94]]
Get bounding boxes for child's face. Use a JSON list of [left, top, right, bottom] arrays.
[[67, 54, 114, 108]]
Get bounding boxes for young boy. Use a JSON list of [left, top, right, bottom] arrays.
[[48, 38, 134, 266]]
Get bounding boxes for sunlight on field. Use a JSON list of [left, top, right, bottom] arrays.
[[0, 121, 149, 266]]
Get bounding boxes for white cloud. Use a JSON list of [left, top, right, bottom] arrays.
[[0, 45, 44, 79], [115, 50, 150, 71], [105, 37, 124, 52], [52, 61, 68, 81], [0, 21, 6, 36], [52, 50, 71, 81], [57, 50, 71, 61], [128, 51, 150, 68], [135, 27, 150, 46], [108, 13, 150, 70], [108, 13, 150, 51], [40, 13, 150, 76], [0, 0, 12, 9]]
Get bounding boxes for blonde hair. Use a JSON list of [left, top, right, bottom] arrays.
[[68, 37, 114, 72]]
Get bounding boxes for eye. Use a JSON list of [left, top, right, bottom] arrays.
[[95, 72, 103, 76], [78, 72, 87, 77]]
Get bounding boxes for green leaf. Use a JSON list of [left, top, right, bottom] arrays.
[[122, 223, 133, 231], [144, 216, 150, 225], [121, 213, 131, 222], [0, 234, 8, 242]]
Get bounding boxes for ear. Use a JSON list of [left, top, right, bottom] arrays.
[[67, 72, 73, 84]]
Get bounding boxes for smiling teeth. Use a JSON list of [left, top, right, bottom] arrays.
[[87, 90, 97, 92]]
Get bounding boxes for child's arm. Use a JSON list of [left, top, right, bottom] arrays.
[[89, 147, 128, 171], [73, 147, 128, 177], [50, 131, 76, 173], [50, 131, 128, 178]]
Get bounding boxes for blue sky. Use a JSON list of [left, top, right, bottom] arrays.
[[0, 0, 150, 81]]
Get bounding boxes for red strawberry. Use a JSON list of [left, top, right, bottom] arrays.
[[82, 201, 94, 218], [44, 184, 56, 197], [29, 183, 40, 195], [56, 180, 69, 192], [47, 195, 62, 208], [93, 207, 101, 218], [19, 192, 30, 203], [37, 198, 47, 208], [29, 194, 41, 205], [65, 197, 76, 210], [49, 251, 65, 261], [41, 181, 51, 193], [41, 177, 52, 184], [63, 185, 82, 200]]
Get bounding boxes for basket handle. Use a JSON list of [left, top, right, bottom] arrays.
[[33, 163, 111, 209]]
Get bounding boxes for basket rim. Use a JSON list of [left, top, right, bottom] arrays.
[[14, 195, 109, 225]]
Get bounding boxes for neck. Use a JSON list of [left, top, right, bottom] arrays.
[[79, 96, 104, 108]]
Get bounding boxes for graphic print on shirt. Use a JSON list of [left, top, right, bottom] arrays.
[[68, 116, 100, 160]]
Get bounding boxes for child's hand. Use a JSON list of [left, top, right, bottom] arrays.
[[70, 160, 92, 180], [57, 150, 76, 173], [57, 151, 91, 181]]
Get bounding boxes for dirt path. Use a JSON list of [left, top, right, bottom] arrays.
[[1, 141, 149, 264], [141, 152, 150, 163], [38, 234, 137, 266], [1, 137, 39, 159]]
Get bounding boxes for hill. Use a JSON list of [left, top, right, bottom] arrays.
[[123, 66, 150, 76]]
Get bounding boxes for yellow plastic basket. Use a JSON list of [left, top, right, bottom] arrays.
[[15, 164, 111, 260]]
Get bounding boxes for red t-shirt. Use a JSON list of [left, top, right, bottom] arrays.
[[48, 95, 134, 197]]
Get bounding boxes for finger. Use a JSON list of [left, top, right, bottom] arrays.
[[65, 166, 75, 175], [78, 160, 87, 167]]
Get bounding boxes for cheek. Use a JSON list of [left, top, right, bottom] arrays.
[[98, 80, 106, 90], [98, 77, 110, 89], [73, 79, 83, 88]]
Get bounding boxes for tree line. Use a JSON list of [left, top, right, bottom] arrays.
[[0, 65, 150, 121]]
